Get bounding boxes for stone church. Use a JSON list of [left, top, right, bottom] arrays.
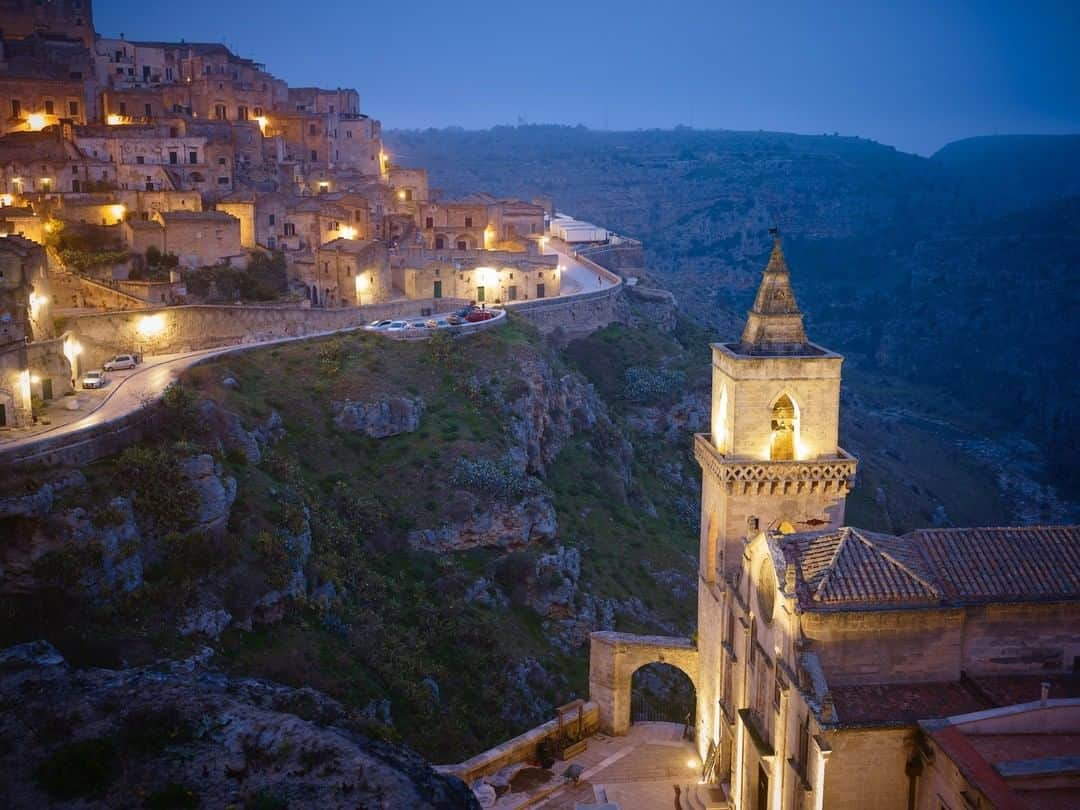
[[588, 237, 1080, 810]]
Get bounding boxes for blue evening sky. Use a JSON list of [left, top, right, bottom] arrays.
[[95, 0, 1079, 155]]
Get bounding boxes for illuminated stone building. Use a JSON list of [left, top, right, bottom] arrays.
[[586, 236, 1080, 810], [0, 234, 53, 426], [310, 238, 389, 307]]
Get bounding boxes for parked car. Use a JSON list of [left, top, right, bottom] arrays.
[[81, 370, 108, 389], [366, 319, 392, 330], [385, 321, 408, 332], [425, 318, 450, 329], [446, 314, 464, 326], [104, 353, 137, 371], [410, 321, 429, 329], [465, 309, 496, 323]]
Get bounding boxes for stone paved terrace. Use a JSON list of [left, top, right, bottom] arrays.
[[493, 723, 723, 810]]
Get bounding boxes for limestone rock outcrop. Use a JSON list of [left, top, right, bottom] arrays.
[[0, 641, 479, 809], [179, 454, 237, 535], [408, 495, 556, 552], [333, 396, 425, 438]]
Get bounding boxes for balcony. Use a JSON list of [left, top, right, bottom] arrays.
[[694, 433, 857, 497]]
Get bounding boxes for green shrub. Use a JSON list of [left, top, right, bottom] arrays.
[[34, 736, 117, 800], [115, 446, 196, 533]]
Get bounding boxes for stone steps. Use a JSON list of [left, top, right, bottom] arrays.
[[680, 783, 729, 810]]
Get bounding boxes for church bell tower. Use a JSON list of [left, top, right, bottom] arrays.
[[692, 233, 857, 753]]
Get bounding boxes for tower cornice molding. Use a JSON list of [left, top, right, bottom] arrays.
[[694, 433, 858, 497]]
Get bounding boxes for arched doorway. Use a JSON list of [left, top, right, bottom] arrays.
[[631, 662, 696, 732], [769, 393, 799, 461]]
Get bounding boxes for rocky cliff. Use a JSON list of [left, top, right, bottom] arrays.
[[0, 641, 477, 809]]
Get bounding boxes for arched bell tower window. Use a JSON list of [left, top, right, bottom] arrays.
[[770, 394, 799, 461]]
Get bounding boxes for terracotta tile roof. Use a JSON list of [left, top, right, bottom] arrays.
[[910, 526, 1080, 603], [789, 527, 940, 608], [829, 680, 990, 726], [783, 525, 1080, 612]]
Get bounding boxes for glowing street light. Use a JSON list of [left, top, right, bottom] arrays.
[[137, 313, 166, 337], [107, 114, 124, 125], [26, 114, 47, 131], [110, 204, 126, 223], [255, 116, 269, 133]]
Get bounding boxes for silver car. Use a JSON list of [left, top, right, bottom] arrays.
[[81, 370, 108, 389]]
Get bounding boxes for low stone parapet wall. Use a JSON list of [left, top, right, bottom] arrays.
[[436, 701, 600, 785]]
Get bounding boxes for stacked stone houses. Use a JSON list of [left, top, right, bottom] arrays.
[[0, 0, 563, 426], [0, 0, 554, 311]]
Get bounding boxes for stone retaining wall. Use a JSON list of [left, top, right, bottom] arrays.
[[66, 298, 468, 368], [436, 701, 600, 785], [508, 248, 625, 338]]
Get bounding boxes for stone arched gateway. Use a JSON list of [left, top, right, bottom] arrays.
[[588, 631, 699, 736]]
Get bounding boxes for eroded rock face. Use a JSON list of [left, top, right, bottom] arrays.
[[0, 641, 479, 809], [179, 454, 237, 535], [333, 396, 424, 438], [0, 470, 85, 519], [505, 361, 601, 476], [407, 495, 556, 552], [528, 546, 580, 619]]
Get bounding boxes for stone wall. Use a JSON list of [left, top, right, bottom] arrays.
[[803, 609, 966, 686], [437, 701, 600, 785], [49, 271, 145, 311], [66, 298, 467, 368], [820, 727, 914, 810]]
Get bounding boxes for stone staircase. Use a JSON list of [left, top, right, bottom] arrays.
[[679, 783, 729, 810]]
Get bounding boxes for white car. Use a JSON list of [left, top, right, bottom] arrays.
[[384, 320, 408, 332], [366, 319, 392, 330], [103, 353, 137, 371], [81, 370, 108, 389]]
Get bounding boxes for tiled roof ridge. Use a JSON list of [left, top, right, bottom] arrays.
[[811, 527, 851, 602], [852, 528, 942, 599]]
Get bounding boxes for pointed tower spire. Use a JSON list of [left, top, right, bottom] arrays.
[[738, 230, 810, 355]]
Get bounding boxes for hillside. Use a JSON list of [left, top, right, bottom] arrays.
[[0, 307, 1024, 769], [386, 126, 1080, 505]]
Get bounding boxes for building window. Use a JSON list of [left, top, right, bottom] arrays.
[[749, 619, 757, 667], [268, 214, 275, 225], [189, 151, 198, 164], [464, 216, 473, 227], [169, 152, 178, 165], [119, 102, 127, 115], [238, 106, 248, 120], [136, 156, 145, 164], [11, 100, 21, 117], [165, 67, 174, 81], [214, 104, 227, 120], [69, 101, 79, 116], [425, 217, 433, 229], [346, 130, 352, 139], [310, 150, 318, 161], [217, 157, 226, 166], [536, 283, 545, 299], [404, 189, 413, 201], [309, 124, 316, 136], [44, 100, 54, 115], [217, 176, 230, 185], [476, 286, 485, 302], [169, 126, 178, 137], [284, 223, 295, 236], [145, 103, 152, 117]]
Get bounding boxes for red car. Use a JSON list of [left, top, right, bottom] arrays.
[[465, 309, 495, 322]]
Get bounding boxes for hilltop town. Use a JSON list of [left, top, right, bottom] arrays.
[[0, 0, 632, 434]]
